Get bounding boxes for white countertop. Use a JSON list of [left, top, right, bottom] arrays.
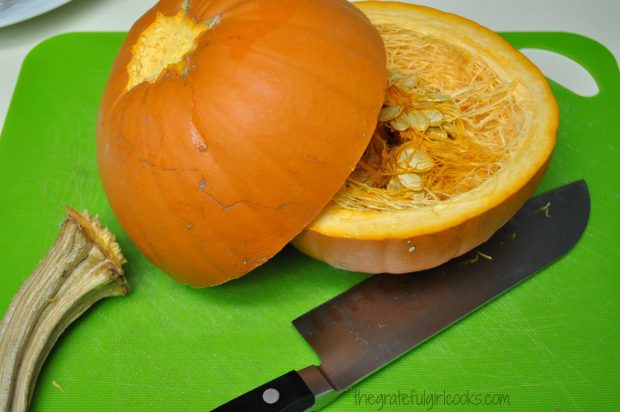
[[1, 0, 619, 131]]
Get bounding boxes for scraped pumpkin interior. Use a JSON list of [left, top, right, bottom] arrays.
[[333, 24, 530, 211]]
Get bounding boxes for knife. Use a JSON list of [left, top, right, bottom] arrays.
[[212, 180, 590, 412]]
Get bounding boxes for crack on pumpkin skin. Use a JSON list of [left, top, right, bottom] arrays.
[[203, 190, 245, 212], [200, 188, 296, 213], [118, 134, 198, 173], [197, 178, 298, 213]]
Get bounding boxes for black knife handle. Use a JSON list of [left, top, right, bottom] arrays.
[[212, 370, 315, 412]]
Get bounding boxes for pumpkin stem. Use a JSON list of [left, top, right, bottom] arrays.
[[0, 210, 128, 411]]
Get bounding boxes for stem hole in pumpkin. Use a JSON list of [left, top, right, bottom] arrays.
[[126, 9, 220, 90]]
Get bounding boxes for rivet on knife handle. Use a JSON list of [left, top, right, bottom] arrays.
[[212, 370, 316, 412]]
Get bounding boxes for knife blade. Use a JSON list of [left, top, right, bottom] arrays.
[[212, 180, 590, 412]]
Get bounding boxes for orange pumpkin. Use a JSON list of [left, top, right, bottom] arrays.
[[293, 2, 558, 273], [97, 0, 387, 286]]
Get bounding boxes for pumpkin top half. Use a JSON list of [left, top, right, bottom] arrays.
[[96, 0, 388, 286]]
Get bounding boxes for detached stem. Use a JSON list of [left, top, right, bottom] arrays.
[[0, 209, 129, 412]]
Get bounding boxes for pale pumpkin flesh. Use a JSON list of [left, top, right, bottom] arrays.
[[293, 2, 558, 273]]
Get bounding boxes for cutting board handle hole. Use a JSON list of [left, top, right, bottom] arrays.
[[520, 48, 599, 97]]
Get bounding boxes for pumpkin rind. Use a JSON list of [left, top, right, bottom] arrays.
[[97, 0, 387, 286], [292, 2, 558, 273]]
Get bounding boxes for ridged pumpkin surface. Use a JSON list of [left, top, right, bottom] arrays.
[[97, 0, 387, 286], [293, 2, 558, 273]]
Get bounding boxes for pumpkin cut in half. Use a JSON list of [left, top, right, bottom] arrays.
[[293, 2, 558, 273]]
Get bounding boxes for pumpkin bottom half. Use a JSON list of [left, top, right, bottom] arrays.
[[292, 2, 558, 273]]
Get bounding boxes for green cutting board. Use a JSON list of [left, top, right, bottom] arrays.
[[1, 32, 619, 411]]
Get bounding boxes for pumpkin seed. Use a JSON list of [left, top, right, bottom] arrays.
[[403, 111, 430, 132], [427, 127, 449, 140], [423, 109, 443, 126], [397, 173, 424, 191], [389, 71, 418, 92], [390, 116, 410, 131], [389, 71, 405, 85], [397, 148, 433, 173], [397, 75, 418, 93], [379, 105, 404, 122]]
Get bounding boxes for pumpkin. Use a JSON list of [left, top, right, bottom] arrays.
[[97, 0, 387, 286], [292, 2, 558, 273]]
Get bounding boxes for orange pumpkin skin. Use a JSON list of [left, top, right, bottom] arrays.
[[292, 158, 552, 273], [97, 0, 387, 286], [292, 2, 558, 274]]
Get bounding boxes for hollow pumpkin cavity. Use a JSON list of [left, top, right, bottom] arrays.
[[126, 4, 219, 90], [332, 25, 532, 211]]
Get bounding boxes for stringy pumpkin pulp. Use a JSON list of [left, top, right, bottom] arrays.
[[293, 2, 558, 274], [333, 25, 530, 211]]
